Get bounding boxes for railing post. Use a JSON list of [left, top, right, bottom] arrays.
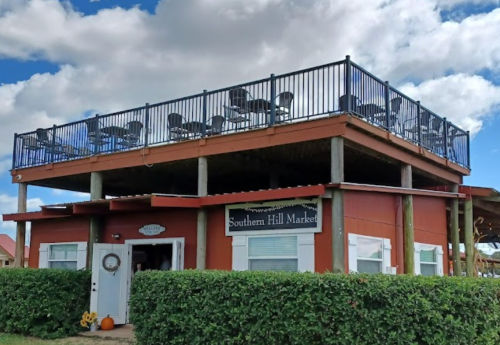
[[384, 81, 390, 128], [416, 101, 421, 146], [12, 133, 17, 170], [467, 130, 471, 168], [345, 55, 352, 112], [50, 125, 57, 163], [443, 118, 448, 159], [270, 74, 276, 126], [202, 90, 207, 137], [94, 114, 100, 155], [144, 103, 150, 147]]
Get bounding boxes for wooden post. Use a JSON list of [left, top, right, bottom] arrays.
[[464, 196, 474, 277], [331, 137, 345, 273], [450, 184, 461, 276], [401, 164, 414, 275], [197, 157, 208, 270], [14, 183, 27, 268], [88, 172, 103, 268]]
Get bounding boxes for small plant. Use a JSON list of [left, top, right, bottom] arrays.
[[80, 311, 98, 330]]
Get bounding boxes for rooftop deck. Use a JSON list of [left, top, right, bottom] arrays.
[[12, 56, 470, 171]]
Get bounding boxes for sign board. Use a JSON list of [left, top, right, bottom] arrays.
[[139, 224, 165, 236], [226, 199, 322, 235]]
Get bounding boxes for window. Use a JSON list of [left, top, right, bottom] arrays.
[[232, 234, 314, 272], [39, 242, 87, 270], [248, 236, 298, 272], [348, 234, 392, 274], [48, 244, 78, 270], [414, 243, 443, 276], [4, 260, 9, 266]]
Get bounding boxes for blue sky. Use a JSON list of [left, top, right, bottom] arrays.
[[0, 0, 499, 242]]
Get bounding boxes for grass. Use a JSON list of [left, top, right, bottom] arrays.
[[0, 334, 132, 345]]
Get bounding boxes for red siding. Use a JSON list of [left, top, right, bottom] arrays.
[[206, 207, 232, 270], [29, 217, 89, 268], [344, 191, 399, 272], [315, 199, 332, 273], [102, 209, 198, 270], [413, 196, 449, 275]]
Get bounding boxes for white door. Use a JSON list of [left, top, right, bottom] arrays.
[[172, 239, 184, 270], [90, 244, 130, 325]]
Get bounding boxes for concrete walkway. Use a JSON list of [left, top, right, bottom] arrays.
[[79, 324, 135, 343]]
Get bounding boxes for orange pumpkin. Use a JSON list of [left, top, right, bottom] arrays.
[[100, 315, 115, 331]]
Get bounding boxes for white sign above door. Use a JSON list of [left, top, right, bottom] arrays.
[[139, 224, 165, 236]]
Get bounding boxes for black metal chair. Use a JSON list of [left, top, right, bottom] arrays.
[[275, 91, 294, 123], [117, 121, 144, 148], [85, 118, 109, 146], [36, 128, 64, 160], [339, 95, 361, 112], [207, 116, 225, 136], [224, 88, 252, 129], [167, 113, 186, 141]]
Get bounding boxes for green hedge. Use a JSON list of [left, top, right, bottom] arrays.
[[0, 268, 91, 339], [130, 270, 500, 345]]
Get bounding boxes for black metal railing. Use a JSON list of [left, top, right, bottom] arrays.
[[12, 56, 470, 170]]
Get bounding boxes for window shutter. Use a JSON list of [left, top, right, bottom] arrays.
[[436, 245, 444, 276], [383, 239, 392, 273], [39, 244, 49, 269], [77, 242, 88, 270], [298, 234, 314, 272], [414, 243, 421, 275], [348, 233, 358, 273], [232, 236, 247, 271]]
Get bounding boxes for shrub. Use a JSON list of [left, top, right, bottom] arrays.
[[130, 270, 500, 345], [0, 268, 91, 339]]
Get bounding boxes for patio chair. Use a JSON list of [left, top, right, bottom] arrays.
[[85, 118, 109, 146], [36, 128, 64, 159], [21, 135, 43, 165], [167, 113, 187, 141], [117, 121, 144, 148], [62, 145, 79, 159], [206, 115, 225, 136], [339, 95, 361, 112], [275, 91, 294, 123]]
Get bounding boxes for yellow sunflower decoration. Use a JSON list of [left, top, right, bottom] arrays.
[[80, 311, 98, 329]]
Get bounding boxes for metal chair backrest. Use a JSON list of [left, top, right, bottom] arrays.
[[229, 88, 248, 108], [210, 116, 225, 135], [85, 118, 100, 135], [127, 121, 144, 137], [339, 95, 360, 112], [36, 128, 50, 144], [390, 97, 403, 114], [278, 92, 294, 109], [420, 111, 431, 128], [168, 113, 183, 129]]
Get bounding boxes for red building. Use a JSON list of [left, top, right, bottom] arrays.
[[3, 56, 474, 324]]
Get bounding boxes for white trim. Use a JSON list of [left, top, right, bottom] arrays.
[[124, 237, 185, 245], [225, 198, 323, 236], [414, 242, 444, 276], [347, 234, 392, 274], [39, 242, 87, 270]]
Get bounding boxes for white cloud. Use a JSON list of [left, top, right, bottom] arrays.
[[0, 193, 43, 242], [0, 0, 498, 159]]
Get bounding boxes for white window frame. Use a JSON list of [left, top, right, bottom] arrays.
[[348, 234, 393, 274], [39, 242, 87, 270], [232, 233, 314, 272], [414, 243, 443, 276]]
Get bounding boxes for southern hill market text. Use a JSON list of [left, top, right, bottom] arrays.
[[229, 212, 317, 228]]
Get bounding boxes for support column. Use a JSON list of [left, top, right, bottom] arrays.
[[331, 137, 345, 274], [401, 164, 414, 275], [450, 184, 461, 276], [464, 196, 474, 277], [197, 157, 208, 270], [14, 183, 27, 268], [88, 172, 103, 268]]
